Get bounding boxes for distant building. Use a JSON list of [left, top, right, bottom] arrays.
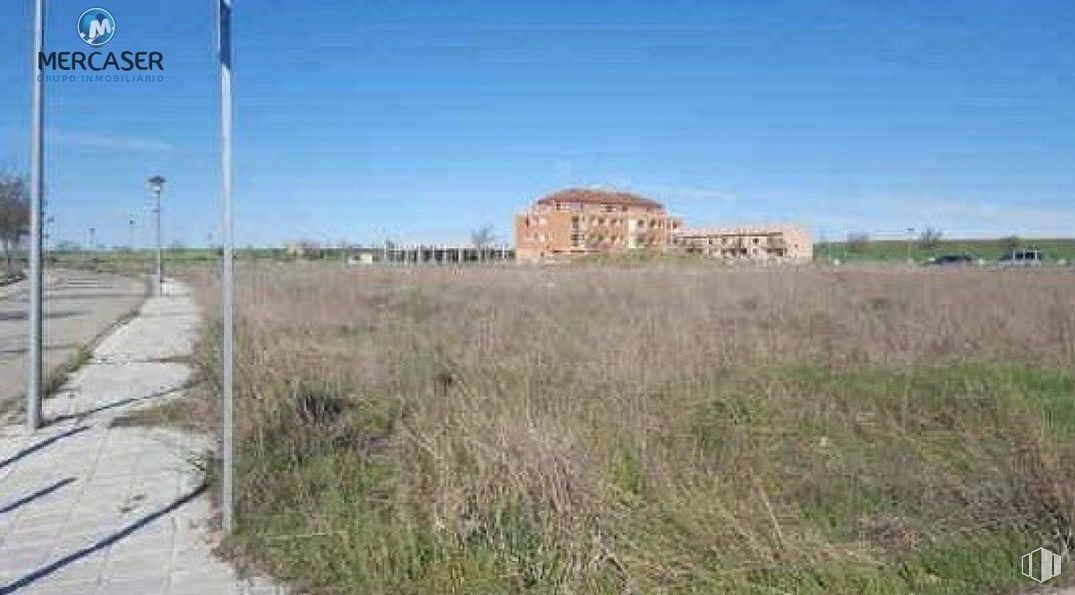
[[285, 241, 322, 259], [675, 225, 813, 262], [514, 188, 682, 261]]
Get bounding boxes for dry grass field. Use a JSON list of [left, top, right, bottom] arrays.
[[177, 263, 1075, 593]]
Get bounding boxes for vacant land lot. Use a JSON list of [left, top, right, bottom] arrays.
[[182, 264, 1075, 594]]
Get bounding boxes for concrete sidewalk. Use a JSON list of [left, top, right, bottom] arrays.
[[0, 270, 146, 414], [0, 281, 280, 594]]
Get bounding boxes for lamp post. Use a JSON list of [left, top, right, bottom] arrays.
[[44, 217, 54, 256], [906, 227, 915, 265], [147, 175, 166, 296]]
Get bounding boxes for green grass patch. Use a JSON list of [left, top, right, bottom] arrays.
[[220, 362, 1075, 593], [816, 238, 1075, 264]]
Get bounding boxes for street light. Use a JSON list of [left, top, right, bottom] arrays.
[[147, 175, 166, 296], [44, 216, 54, 254], [906, 227, 915, 264]]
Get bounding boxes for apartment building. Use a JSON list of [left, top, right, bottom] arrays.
[[514, 188, 682, 261], [675, 225, 813, 262]]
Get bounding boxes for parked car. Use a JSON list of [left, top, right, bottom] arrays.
[[999, 249, 1043, 267], [927, 254, 974, 266]]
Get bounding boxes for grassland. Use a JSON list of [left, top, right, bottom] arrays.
[[43, 236, 1075, 273], [45, 248, 219, 277], [171, 263, 1075, 594], [816, 237, 1075, 264]]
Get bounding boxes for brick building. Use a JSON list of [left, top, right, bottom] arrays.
[[675, 225, 813, 262], [514, 189, 682, 261]]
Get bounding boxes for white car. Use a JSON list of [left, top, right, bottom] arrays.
[[999, 249, 1043, 267]]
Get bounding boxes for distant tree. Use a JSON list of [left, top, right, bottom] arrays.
[[471, 225, 497, 248], [470, 225, 497, 261], [846, 232, 871, 253], [917, 227, 944, 249], [55, 240, 80, 253], [1002, 235, 1021, 252], [168, 240, 187, 251], [0, 172, 30, 274]]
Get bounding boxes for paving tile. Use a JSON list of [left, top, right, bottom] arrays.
[[0, 545, 52, 573], [45, 556, 107, 586], [98, 574, 169, 594], [21, 579, 101, 594]]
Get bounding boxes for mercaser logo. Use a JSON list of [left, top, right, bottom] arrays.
[[77, 8, 115, 47], [37, 6, 164, 79], [1022, 547, 1062, 583]]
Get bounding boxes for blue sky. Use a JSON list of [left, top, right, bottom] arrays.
[[1, 0, 1073, 248]]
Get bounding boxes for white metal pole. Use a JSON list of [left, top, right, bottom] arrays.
[[155, 188, 162, 295], [219, 0, 235, 535], [26, 0, 45, 430]]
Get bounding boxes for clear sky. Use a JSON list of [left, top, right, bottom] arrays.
[[1, 0, 1073, 248]]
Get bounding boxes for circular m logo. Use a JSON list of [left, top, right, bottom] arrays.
[[77, 8, 115, 47]]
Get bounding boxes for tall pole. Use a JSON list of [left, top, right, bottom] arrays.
[[219, 0, 235, 535], [26, 0, 45, 430], [147, 176, 166, 295], [906, 227, 915, 264], [153, 188, 162, 294]]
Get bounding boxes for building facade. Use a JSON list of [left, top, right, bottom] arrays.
[[675, 225, 813, 262], [514, 189, 682, 261]]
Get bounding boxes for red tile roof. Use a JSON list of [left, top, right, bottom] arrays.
[[536, 188, 663, 209]]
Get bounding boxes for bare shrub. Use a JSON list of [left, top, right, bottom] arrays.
[[918, 227, 943, 249], [0, 172, 30, 274], [846, 232, 870, 253]]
